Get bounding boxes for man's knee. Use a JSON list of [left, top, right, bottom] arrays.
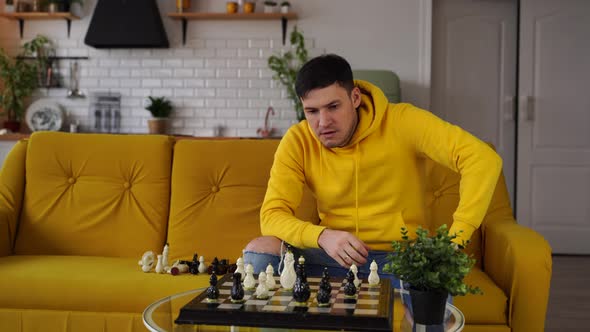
[[244, 236, 282, 255]]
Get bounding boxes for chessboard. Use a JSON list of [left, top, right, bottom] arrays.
[[175, 274, 393, 331]]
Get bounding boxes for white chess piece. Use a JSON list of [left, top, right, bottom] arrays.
[[138, 251, 155, 272], [255, 271, 270, 299], [265, 263, 277, 290], [198, 256, 207, 274], [235, 257, 246, 281], [350, 264, 361, 288], [161, 243, 169, 268], [368, 260, 380, 286], [243, 263, 256, 290], [155, 254, 165, 274], [280, 251, 296, 290]]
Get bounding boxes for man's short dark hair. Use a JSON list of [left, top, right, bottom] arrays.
[[295, 54, 355, 99]]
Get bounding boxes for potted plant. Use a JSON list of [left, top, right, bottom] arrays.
[[263, 1, 277, 13], [0, 36, 49, 132], [384, 224, 482, 326], [267, 26, 308, 121], [145, 96, 173, 134], [280, 1, 290, 13], [22, 34, 55, 87]]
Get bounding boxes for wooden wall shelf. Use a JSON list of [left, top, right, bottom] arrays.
[[0, 12, 80, 38], [167, 12, 298, 45]]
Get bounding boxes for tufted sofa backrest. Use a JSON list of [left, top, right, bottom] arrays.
[[167, 139, 318, 262], [14, 132, 174, 258]]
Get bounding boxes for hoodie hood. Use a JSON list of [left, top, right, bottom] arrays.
[[347, 79, 390, 145]]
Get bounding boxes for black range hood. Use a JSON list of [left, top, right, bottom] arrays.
[[85, 0, 169, 49]]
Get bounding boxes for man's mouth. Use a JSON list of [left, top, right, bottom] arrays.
[[320, 130, 336, 137]]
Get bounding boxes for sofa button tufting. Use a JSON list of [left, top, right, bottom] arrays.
[[434, 190, 442, 198], [123, 182, 131, 189], [211, 186, 219, 193], [68, 177, 76, 184]]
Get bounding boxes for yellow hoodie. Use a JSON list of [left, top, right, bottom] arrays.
[[260, 80, 502, 250]]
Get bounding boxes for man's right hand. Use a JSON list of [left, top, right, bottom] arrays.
[[317, 229, 370, 268]]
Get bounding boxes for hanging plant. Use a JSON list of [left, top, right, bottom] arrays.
[[267, 26, 308, 121]]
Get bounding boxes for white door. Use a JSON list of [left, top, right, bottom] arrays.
[[431, 0, 517, 206], [518, 0, 590, 254]]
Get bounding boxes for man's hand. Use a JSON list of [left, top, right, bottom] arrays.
[[318, 229, 370, 268]]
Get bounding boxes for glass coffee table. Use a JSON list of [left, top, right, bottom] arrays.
[[143, 288, 464, 332]]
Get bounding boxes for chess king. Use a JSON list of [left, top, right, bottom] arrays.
[[243, 54, 502, 289]]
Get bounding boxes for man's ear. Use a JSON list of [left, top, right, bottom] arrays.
[[351, 87, 362, 108]]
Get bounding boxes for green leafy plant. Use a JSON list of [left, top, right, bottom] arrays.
[[0, 36, 51, 122], [145, 96, 173, 118], [268, 26, 308, 121], [384, 224, 482, 296]]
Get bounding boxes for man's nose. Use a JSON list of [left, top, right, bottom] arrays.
[[318, 110, 331, 127]]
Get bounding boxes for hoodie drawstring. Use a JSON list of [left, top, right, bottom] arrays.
[[354, 143, 360, 237]]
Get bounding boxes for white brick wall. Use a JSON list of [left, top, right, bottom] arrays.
[[1, 30, 314, 137]]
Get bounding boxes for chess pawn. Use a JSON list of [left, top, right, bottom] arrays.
[[368, 260, 380, 287], [265, 263, 277, 290], [162, 243, 169, 268], [292, 260, 311, 305], [280, 251, 296, 291], [155, 255, 165, 274], [255, 271, 270, 299], [206, 274, 220, 302], [316, 273, 332, 307], [343, 270, 357, 298], [350, 264, 361, 288], [243, 263, 256, 290], [198, 256, 207, 274], [231, 272, 245, 303], [235, 257, 245, 281]]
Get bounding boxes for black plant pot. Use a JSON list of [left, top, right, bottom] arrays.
[[409, 288, 448, 325]]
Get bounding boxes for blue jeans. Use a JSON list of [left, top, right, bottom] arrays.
[[244, 247, 402, 288], [244, 246, 453, 322]]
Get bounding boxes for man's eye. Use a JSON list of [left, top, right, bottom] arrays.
[[329, 104, 338, 110]]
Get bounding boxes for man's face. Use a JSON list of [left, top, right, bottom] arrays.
[[302, 83, 362, 148]]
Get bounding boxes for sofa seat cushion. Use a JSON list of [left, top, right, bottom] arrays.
[[454, 267, 508, 324], [0, 255, 210, 313], [14, 132, 174, 258]]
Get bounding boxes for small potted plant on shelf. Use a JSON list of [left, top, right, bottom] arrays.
[[263, 1, 277, 13], [384, 224, 482, 326], [280, 1, 290, 13], [145, 96, 173, 134], [267, 26, 308, 121]]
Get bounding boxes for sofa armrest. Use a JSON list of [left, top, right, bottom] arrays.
[[0, 139, 28, 257], [483, 219, 552, 332]]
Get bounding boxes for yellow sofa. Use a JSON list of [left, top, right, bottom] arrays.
[[0, 132, 551, 332]]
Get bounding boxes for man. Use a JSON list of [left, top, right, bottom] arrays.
[[244, 54, 502, 284]]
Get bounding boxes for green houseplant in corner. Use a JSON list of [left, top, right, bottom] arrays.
[[384, 224, 482, 326], [145, 96, 173, 134], [0, 36, 50, 132], [268, 26, 308, 122]]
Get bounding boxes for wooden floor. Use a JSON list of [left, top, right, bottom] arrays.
[[545, 255, 590, 331]]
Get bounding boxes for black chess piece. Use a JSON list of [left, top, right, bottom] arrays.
[[292, 262, 310, 305], [189, 253, 200, 274], [206, 274, 220, 301], [208, 257, 219, 275], [231, 272, 245, 303], [217, 258, 229, 274], [343, 270, 357, 297], [317, 269, 332, 307]]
